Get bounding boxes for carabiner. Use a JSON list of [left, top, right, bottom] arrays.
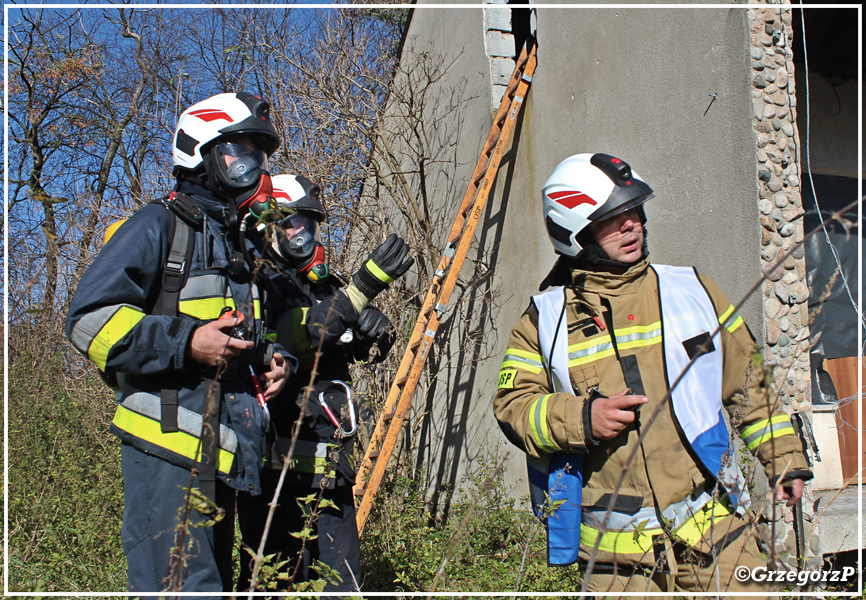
[[317, 380, 357, 438]]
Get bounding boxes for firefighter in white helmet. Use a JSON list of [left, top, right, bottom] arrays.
[[493, 153, 811, 596], [66, 92, 295, 596], [236, 174, 408, 595]]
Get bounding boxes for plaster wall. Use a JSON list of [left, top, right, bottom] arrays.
[[395, 4, 768, 505]]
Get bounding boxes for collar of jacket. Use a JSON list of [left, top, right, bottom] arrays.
[[174, 180, 230, 224], [568, 256, 651, 297]]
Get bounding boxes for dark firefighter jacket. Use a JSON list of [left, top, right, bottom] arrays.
[[266, 268, 390, 489], [66, 183, 290, 495]]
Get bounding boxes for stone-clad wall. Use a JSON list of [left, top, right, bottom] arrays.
[[748, 4, 820, 569], [750, 6, 811, 413]]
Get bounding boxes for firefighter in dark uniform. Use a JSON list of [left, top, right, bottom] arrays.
[[66, 92, 294, 597], [236, 173, 411, 595]]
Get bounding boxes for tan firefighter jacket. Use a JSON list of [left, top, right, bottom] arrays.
[[493, 257, 811, 567]]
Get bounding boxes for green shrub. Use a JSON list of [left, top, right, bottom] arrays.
[[360, 461, 583, 593], [7, 325, 126, 592]]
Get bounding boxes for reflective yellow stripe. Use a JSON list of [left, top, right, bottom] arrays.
[[88, 306, 146, 370], [670, 500, 731, 546], [507, 348, 543, 362], [567, 335, 611, 353], [112, 405, 235, 474], [276, 454, 332, 474], [292, 307, 315, 365], [580, 501, 732, 554], [742, 415, 796, 450], [581, 522, 661, 554], [366, 259, 394, 284], [529, 394, 557, 453], [179, 297, 233, 320], [502, 348, 544, 373], [566, 335, 615, 367], [253, 299, 261, 320], [501, 360, 543, 374], [617, 337, 661, 351], [616, 322, 662, 336], [741, 415, 790, 439], [745, 427, 795, 451], [615, 321, 662, 351], [568, 348, 616, 368], [719, 304, 744, 333]]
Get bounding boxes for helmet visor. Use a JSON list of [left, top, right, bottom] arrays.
[[277, 213, 321, 260], [589, 191, 654, 223], [217, 142, 269, 186]]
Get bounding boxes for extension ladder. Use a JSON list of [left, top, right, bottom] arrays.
[[354, 38, 538, 533]]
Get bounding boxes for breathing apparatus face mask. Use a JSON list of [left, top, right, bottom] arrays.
[[204, 140, 275, 217], [275, 213, 329, 282], [217, 142, 269, 187]]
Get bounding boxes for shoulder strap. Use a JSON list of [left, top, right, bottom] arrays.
[[151, 193, 202, 318], [150, 194, 202, 434]]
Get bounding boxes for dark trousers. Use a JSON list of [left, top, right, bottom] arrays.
[[237, 469, 362, 596], [120, 443, 236, 598]]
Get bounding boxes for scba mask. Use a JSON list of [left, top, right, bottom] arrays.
[[276, 213, 328, 282], [217, 142, 269, 187], [205, 139, 274, 215]]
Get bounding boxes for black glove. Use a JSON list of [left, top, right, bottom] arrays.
[[354, 307, 396, 363], [357, 307, 391, 340], [352, 233, 414, 300]]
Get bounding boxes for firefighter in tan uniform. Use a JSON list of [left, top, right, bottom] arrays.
[[493, 153, 811, 596]]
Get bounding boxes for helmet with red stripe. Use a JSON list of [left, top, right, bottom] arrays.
[[542, 153, 654, 257], [172, 92, 280, 174], [266, 174, 329, 282]]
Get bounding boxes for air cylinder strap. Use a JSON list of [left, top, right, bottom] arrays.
[[152, 194, 201, 434]]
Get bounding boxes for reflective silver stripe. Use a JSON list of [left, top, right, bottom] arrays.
[[582, 506, 660, 531], [121, 391, 238, 454], [662, 487, 714, 530], [179, 274, 227, 301], [615, 327, 662, 347], [271, 437, 329, 458], [568, 340, 613, 361], [742, 418, 795, 450], [583, 489, 715, 533], [502, 352, 543, 371], [70, 304, 133, 354]]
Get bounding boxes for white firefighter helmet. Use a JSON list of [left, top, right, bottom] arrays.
[[172, 92, 280, 174], [267, 174, 329, 282], [542, 153, 654, 257], [270, 174, 326, 222]]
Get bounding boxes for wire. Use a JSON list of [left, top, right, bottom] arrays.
[[797, 7, 865, 344]]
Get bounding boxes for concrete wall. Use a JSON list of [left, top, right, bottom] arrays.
[[389, 4, 775, 508]]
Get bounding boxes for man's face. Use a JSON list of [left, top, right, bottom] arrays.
[[588, 207, 644, 263]]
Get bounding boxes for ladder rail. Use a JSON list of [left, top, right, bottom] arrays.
[[354, 39, 537, 533]]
